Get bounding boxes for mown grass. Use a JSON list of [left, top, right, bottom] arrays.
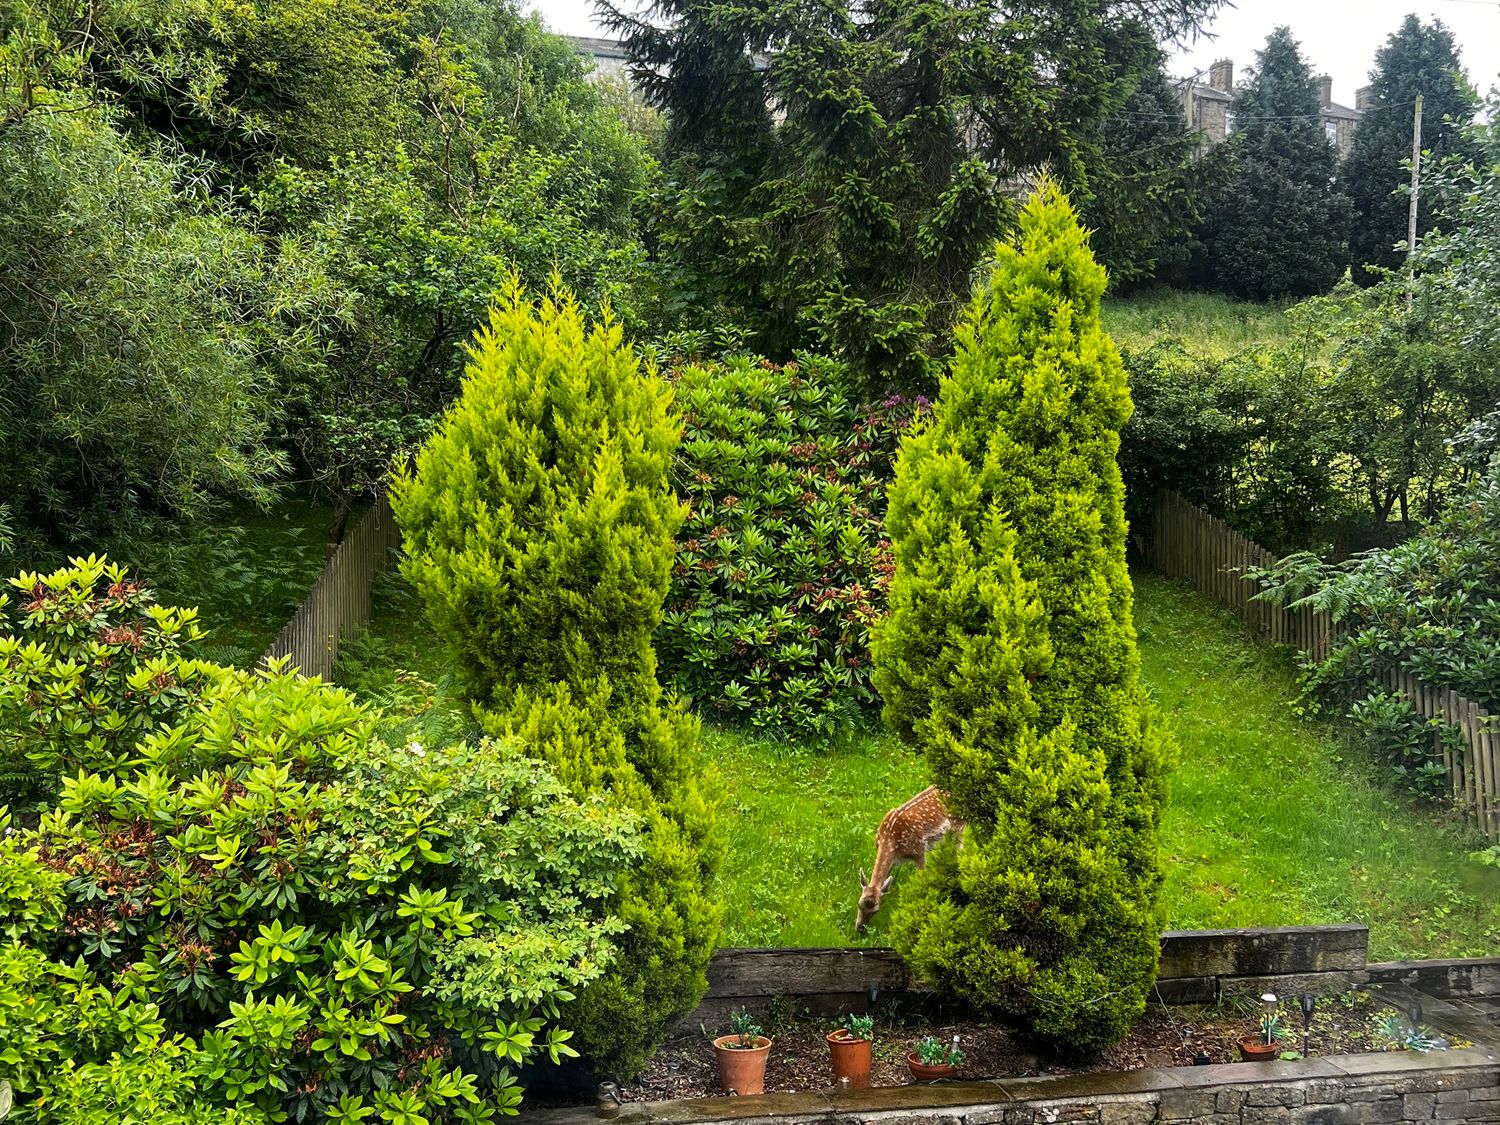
[[1102, 290, 1302, 355], [1138, 576, 1500, 961], [340, 568, 1500, 959]]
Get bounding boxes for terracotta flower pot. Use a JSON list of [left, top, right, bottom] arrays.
[[713, 1034, 773, 1095], [827, 1030, 872, 1089], [906, 1053, 958, 1081], [1238, 1036, 1282, 1062]]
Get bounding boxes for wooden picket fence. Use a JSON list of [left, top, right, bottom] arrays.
[[1148, 489, 1500, 842], [261, 494, 404, 681]]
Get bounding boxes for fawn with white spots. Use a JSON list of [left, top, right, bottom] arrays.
[[855, 786, 963, 932]]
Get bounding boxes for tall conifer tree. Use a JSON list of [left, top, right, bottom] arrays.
[[874, 182, 1170, 1052], [392, 280, 722, 1078], [1341, 16, 1477, 282], [1197, 28, 1351, 298]]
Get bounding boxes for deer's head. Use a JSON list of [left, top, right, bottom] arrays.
[[855, 868, 895, 933]]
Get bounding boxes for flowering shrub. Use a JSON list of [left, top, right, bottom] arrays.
[[0, 555, 215, 803], [661, 355, 924, 737], [0, 564, 641, 1122]]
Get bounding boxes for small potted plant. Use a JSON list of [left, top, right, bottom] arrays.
[[1239, 994, 1286, 1062], [827, 1013, 874, 1089], [907, 1035, 964, 1081], [713, 1008, 773, 1095]]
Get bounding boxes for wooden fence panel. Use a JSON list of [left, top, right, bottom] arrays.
[[1148, 489, 1498, 843], [262, 495, 404, 681]]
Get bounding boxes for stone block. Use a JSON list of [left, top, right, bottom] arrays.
[[1290, 1106, 1352, 1125], [1341, 1100, 1403, 1124], [1245, 1085, 1305, 1107], [1158, 926, 1368, 980], [1400, 1093, 1435, 1120], [1237, 1106, 1290, 1125], [1158, 1088, 1218, 1120], [1096, 1098, 1157, 1125], [1301, 1080, 1346, 1105], [1215, 1090, 1244, 1113]]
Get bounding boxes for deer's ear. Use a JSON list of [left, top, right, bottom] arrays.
[[858, 867, 867, 887], [881, 874, 895, 892]]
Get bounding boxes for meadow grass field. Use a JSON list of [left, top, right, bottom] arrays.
[[1102, 290, 1305, 355], [339, 570, 1500, 961]]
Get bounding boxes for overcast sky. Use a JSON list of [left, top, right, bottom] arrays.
[[528, 0, 1500, 108]]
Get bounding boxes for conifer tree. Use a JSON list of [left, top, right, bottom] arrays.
[[392, 280, 722, 1077], [1341, 16, 1477, 282], [1196, 28, 1352, 299], [874, 181, 1170, 1053]]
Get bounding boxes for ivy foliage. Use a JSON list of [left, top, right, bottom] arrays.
[[0, 561, 642, 1123], [392, 282, 722, 1079], [874, 182, 1170, 1053], [660, 355, 918, 736]]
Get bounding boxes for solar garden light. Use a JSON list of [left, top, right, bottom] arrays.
[[1260, 993, 1279, 1045], [1299, 994, 1317, 1056]]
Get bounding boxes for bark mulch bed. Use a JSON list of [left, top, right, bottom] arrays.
[[618, 991, 1458, 1102]]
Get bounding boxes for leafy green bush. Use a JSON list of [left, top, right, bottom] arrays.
[[0, 939, 270, 1125], [660, 356, 919, 736], [0, 556, 215, 804], [0, 559, 643, 1120], [393, 281, 721, 1078], [8, 678, 637, 1120], [875, 182, 1170, 1053], [1256, 420, 1500, 794]]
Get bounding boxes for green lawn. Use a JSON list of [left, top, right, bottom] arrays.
[[1102, 291, 1303, 355], [341, 569, 1500, 960]]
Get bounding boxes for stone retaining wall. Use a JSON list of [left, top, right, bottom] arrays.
[[686, 928, 1374, 1029], [529, 1049, 1499, 1125]]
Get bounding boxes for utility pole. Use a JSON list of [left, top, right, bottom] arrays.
[[1407, 93, 1424, 263]]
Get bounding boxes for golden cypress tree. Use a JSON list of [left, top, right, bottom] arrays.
[[874, 181, 1170, 1051], [393, 279, 721, 1077]]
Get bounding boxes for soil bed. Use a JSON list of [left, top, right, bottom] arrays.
[[617, 991, 1458, 1102]]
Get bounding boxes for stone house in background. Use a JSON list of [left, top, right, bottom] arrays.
[[1177, 58, 1366, 159]]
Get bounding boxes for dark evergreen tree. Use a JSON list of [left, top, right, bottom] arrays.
[[607, 0, 1219, 387], [1075, 64, 1203, 291], [1341, 16, 1477, 283], [1196, 27, 1351, 299]]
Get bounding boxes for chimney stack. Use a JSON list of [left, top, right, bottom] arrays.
[[1208, 59, 1233, 93], [1355, 85, 1372, 112], [1318, 74, 1333, 108]]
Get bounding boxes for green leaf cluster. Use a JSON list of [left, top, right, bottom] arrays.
[[660, 355, 920, 736], [392, 281, 722, 1078], [873, 182, 1170, 1053], [0, 563, 641, 1122]]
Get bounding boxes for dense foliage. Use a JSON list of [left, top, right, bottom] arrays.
[[0, 560, 641, 1123], [1121, 276, 1499, 551], [610, 0, 1217, 386], [1075, 65, 1203, 291], [392, 283, 721, 1079], [0, 0, 653, 559], [660, 356, 918, 736], [1341, 17, 1476, 283], [1195, 28, 1351, 300], [874, 183, 1169, 1052]]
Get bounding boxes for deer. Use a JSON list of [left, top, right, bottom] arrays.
[[855, 786, 963, 933]]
